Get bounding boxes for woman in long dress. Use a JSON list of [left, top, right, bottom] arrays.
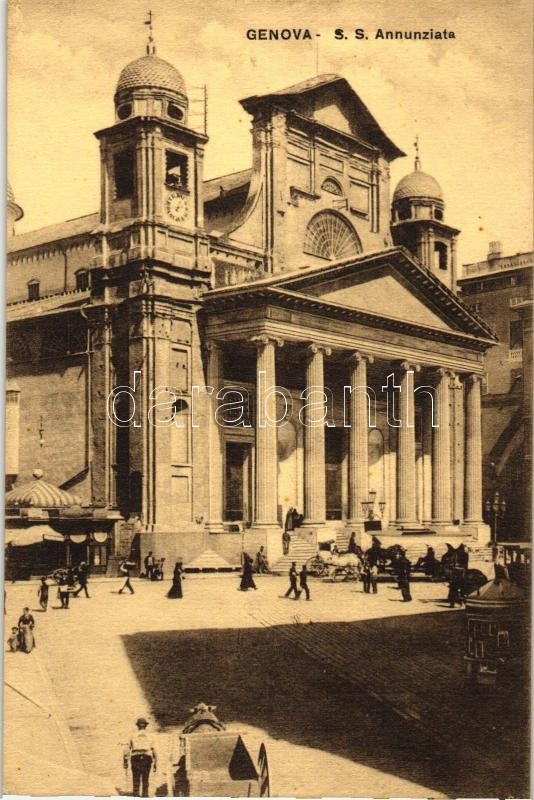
[[239, 553, 257, 591], [167, 561, 184, 598]]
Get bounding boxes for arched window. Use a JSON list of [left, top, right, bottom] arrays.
[[303, 211, 362, 261], [27, 279, 40, 301], [321, 177, 343, 196]]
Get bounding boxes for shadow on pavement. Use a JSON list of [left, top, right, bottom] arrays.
[[122, 610, 529, 798]]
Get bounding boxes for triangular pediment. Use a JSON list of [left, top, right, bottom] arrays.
[[240, 75, 404, 161], [298, 266, 452, 331], [268, 249, 496, 341]]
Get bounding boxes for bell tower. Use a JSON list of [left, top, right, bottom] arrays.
[[87, 18, 211, 543], [391, 138, 459, 291], [93, 19, 209, 271]]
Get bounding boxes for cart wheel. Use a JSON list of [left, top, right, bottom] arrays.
[[258, 742, 270, 797]]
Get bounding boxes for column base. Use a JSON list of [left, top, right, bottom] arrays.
[[205, 522, 225, 534], [462, 521, 492, 544]]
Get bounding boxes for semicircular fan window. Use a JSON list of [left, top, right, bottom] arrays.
[[303, 211, 362, 261]]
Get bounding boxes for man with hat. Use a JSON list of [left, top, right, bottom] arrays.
[[123, 717, 157, 797]]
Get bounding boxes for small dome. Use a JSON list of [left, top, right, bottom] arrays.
[[7, 181, 23, 222], [393, 170, 443, 202], [6, 471, 81, 508], [115, 54, 186, 99]]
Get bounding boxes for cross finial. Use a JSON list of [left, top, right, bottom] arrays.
[[145, 10, 156, 55], [414, 134, 421, 171]]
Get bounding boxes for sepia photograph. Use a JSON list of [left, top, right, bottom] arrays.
[[4, 0, 533, 796]]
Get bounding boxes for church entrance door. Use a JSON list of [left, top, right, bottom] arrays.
[[224, 442, 252, 525]]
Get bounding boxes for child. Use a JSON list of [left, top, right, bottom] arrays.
[[7, 626, 19, 652], [38, 577, 49, 611]]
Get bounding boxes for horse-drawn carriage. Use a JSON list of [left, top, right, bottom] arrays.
[[167, 703, 270, 797], [307, 551, 362, 581]]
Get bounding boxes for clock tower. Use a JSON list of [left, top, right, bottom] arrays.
[[93, 30, 209, 272], [88, 26, 211, 542]]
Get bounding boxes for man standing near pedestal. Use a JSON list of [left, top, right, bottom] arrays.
[[123, 717, 157, 797]]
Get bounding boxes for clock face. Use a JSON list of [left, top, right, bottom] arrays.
[[166, 191, 189, 223]]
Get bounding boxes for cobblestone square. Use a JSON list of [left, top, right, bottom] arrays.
[[3, 574, 529, 797]]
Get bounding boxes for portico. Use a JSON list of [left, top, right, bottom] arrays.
[[201, 248, 494, 561]]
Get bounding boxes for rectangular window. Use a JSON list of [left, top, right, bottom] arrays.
[[166, 150, 188, 189], [28, 281, 40, 301], [76, 271, 89, 291], [114, 149, 134, 199]]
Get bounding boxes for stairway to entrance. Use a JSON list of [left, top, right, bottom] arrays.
[[271, 535, 318, 574]]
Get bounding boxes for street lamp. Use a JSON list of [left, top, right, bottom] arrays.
[[485, 491, 506, 546]]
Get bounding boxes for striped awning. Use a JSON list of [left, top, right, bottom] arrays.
[[6, 470, 81, 509], [5, 526, 65, 546]]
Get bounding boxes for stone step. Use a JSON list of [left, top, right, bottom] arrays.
[[272, 539, 317, 573]]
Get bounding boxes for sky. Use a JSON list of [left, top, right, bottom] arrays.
[[7, 0, 533, 266]]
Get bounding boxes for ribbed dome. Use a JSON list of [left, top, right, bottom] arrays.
[[6, 469, 81, 508], [115, 54, 186, 98], [393, 170, 443, 202], [7, 181, 23, 221]]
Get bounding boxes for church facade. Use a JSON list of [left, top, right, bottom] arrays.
[[6, 43, 496, 571]]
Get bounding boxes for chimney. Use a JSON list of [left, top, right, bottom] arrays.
[[488, 241, 502, 261]]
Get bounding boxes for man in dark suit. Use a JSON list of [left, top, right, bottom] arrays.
[[299, 564, 311, 600], [73, 561, 90, 598], [284, 562, 300, 599]]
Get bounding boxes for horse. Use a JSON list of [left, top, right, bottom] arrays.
[[307, 551, 363, 581], [323, 552, 363, 581]]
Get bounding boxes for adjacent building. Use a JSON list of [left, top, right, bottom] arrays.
[[458, 243, 533, 541]]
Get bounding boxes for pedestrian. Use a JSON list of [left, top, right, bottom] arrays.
[[18, 607, 35, 652], [255, 546, 270, 573], [37, 576, 49, 611], [118, 558, 135, 594], [348, 532, 358, 554], [239, 552, 257, 591], [73, 561, 90, 598], [396, 552, 412, 602], [362, 557, 371, 593], [144, 551, 155, 581], [7, 626, 19, 652], [167, 561, 184, 598], [123, 717, 157, 798], [369, 562, 378, 594], [58, 573, 70, 608], [284, 562, 300, 599], [299, 563, 311, 600]]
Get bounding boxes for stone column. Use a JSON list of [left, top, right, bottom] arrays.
[[432, 368, 452, 523], [205, 342, 224, 531], [464, 374, 483, 522], [348, 352, 374, 523], [421, 393, 433, 523], [452, 374, 465, 523], [252, 335, 283, 527], [303, 344, 331, 526], [396, 361, 419, 525]]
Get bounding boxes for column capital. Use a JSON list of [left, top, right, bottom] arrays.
[[395, 360, 421, 374], [463, 373, 482, 387], [203, 339, 222, 353], [308, 342, 332, 356], [250, 334, 284, 349], [429, 366, 455, 381], [349, 350, 374, 366]]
